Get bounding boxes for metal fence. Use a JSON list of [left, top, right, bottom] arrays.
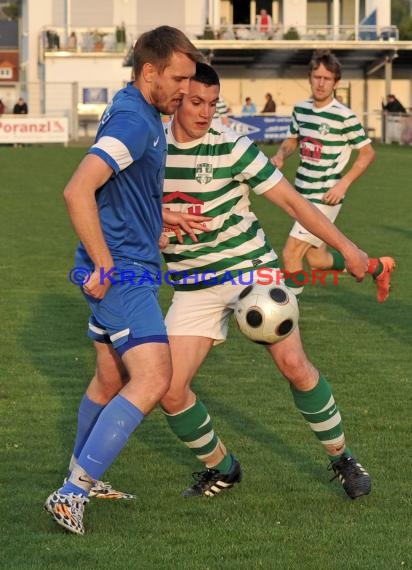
[[3, 81, 411, 145], [383, 114, 412, 145]]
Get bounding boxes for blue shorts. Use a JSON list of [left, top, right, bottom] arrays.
[[80, 260, 168, 356]]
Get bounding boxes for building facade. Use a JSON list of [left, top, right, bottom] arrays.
[[4, 0, 410, 140]]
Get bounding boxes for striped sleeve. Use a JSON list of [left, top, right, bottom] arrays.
[[230, 136, 283, 195], [342, 113, 370, 149]]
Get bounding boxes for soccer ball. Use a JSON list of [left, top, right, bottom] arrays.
[[234, 283, 299, 345]]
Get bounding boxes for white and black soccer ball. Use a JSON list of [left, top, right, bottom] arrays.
[[234, 283, 299, 345]]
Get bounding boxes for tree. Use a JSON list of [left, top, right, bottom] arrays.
[[391, 0, 410, 25], [391, 0, 412, 40], [399, 15, 412, 39], [1, 2, 21, 20]]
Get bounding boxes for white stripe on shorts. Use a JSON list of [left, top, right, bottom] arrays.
[[89, 323, 108, 335], [110, 328, 130, 343]]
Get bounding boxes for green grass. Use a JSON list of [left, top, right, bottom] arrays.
[[0, 144, 411, 570]]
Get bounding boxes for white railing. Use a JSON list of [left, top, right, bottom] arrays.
[[194, 24, 399, 42], [40, 26, 131, 55], [40, 23, 400, 57]]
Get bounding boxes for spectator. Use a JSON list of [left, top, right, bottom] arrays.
[[242, 97, 257, 114], [67, 31, 77, 51], [256, 9, 274, 38], [382, 94, 406, 114], [261, 92, 276, 113], [13, 97, 28, 114], [0, 99, 5, 115]]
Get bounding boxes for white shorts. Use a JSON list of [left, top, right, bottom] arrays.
[[165, 269, 283, 345], [289, 203, 342, 248]]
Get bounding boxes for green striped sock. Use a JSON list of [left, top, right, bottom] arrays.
[[330, 249, 346, 271], [164, 399, 231, 470], [372, 262, 383, 278], [284, 271, 307, 297], [290, 375, 348, 460]]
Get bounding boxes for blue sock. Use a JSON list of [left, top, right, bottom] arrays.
[[73, 394, 105, 459], [76, 395, 144, 481]]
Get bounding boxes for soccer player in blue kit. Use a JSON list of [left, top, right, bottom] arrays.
[[44, 26, 205, 535]]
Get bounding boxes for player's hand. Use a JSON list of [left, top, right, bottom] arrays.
[[322, 181, 348, 205], [344, 247, 369, 282], [271, 155, 283, 169], [158, 233, 170, 250], [83, 268, 112, 299], [162, 209, 212, 243]]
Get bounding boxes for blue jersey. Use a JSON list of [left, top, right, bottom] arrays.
[[76, 82, 167, 273]]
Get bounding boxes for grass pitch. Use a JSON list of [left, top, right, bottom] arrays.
[[0, 143, 410, 570]]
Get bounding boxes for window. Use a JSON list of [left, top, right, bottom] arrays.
[[82, 88, 108, 104], [0, 67, 12, 79]]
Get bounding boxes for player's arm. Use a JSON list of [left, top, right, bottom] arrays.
[[63, 154, 114, 299], [323, 143, 375, 205], [271, 137, 299, 169], [262, 178, 368, 280]]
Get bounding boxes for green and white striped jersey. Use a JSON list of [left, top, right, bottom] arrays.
[[214, 96, 229, 118], [288, 98, 370, 204], [162, 120, 283, 290]]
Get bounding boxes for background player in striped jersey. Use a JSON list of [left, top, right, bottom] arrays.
[[160, 62, 372, 501], [272, 50, 395, 301], [213, 94, 231, 126]]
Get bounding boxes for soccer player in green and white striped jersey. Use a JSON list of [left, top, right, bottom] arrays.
[[160, 62, 372, 500], [273, 50, 395, 301], [213, 94, 230, 126]]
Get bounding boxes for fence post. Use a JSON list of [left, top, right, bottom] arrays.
[[71, 81, 79, 141]]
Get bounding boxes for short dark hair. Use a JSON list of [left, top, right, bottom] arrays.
[[133, 26, 201, 77], [192, 62, 220, 87], [309, 50, 342, 81]]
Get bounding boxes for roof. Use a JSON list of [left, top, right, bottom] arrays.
[[124, 39, 412, 76]]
